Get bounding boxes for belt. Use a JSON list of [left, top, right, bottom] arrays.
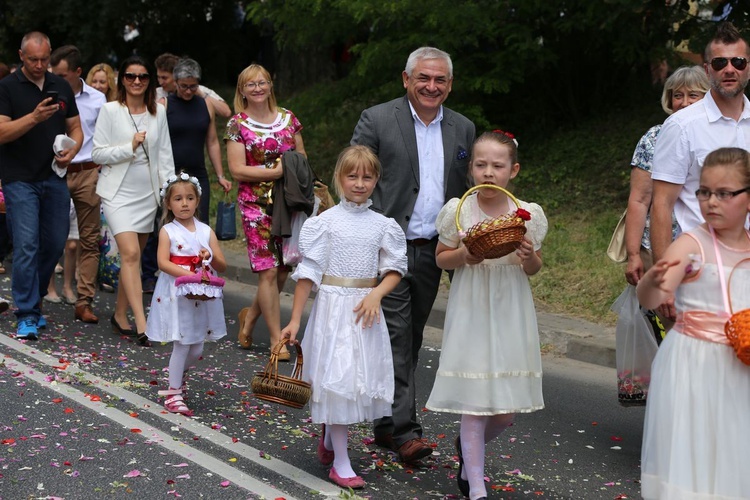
[[407, 237, 435, 247], [321, 275, 378, 288], [67, 161, 98, 173]]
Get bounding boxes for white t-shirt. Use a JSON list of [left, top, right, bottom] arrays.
[[652, 90, 750, 233]]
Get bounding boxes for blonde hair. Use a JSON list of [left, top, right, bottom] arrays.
[[332, 145, 381, 199], [702, 147, 750, 187], [160, 178, 201, 225], [233, 64, 276, 114], [86, 63, 117, 102], [661, 66, 710, 115]]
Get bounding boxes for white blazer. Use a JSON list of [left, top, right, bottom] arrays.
[[93, 101, 175, 203]]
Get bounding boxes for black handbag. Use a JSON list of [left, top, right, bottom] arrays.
[[215, 195, 237, 241]]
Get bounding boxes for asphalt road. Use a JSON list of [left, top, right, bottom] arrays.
[[0, 273, 645, 499]]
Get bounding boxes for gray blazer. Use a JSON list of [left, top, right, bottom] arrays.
[[351, 96, 476, 234]]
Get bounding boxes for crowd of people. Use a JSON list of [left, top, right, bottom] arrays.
[[0, 21, 749, 499]]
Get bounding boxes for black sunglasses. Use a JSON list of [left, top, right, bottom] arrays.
[[123, 72, 150, 82], [710, 57, 748, 71]]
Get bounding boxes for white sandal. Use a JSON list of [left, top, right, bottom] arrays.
[[158, 388, 192, 415]]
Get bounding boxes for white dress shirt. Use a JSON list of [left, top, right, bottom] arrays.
[[406, 101, 444, 240], [72, 79, 106, 163]]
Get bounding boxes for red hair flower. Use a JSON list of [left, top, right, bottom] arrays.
[[516, 208, 531, 221]]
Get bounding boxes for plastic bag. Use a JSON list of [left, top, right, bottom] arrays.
[[612, 285, 659, 407], [282, 211, 307, 266], [215, 197, 236, 241]]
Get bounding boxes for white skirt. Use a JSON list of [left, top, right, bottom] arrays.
[[300, 285, 394, 425], [641, 330, 750, 499], [102, 156, 157, 235]]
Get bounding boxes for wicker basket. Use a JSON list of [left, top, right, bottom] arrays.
[[456, 184, 528, 259], [724, 260, 750, 365], [251, 341, 312, 409]]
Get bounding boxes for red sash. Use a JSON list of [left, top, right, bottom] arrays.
[[170, 255, 201, 272]]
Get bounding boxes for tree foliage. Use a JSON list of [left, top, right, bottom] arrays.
[[246, 0, 732, 136]]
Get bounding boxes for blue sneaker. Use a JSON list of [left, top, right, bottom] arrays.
[[37, 315, 47, 329], [16, 317, 38, 340]]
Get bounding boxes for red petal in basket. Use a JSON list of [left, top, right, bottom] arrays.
[[515, 208, 531, 221]]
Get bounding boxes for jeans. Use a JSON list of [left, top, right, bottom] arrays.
[[3, 176, 70, 319]]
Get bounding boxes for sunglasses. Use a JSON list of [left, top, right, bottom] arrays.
[[123, 72, 150, 82], [710, 57, 748, 71]]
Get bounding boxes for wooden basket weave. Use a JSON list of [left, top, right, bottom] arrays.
[[724, 260, 750, 365], [251, 341, 312, 409], [456, 184, 528, 259]]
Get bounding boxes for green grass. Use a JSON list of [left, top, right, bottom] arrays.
[[202, 86, 665, 326]]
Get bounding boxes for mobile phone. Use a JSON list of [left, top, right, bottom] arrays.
[[45, 90, 58, 105]]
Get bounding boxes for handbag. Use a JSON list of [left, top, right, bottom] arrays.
[[612, 285, 659, 406], [313, 179, 335, 215], [607, 209, 627, 263], [215, 194, 236, 241]]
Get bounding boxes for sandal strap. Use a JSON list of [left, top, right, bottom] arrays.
[[158, 388, 183, 396]]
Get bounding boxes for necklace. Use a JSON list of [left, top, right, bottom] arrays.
[[127, 108, 150, 161]]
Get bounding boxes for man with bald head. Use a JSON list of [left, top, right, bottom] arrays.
[[0, 31, 82, 339]]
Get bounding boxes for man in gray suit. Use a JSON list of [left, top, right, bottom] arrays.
[[351, 47, 475, 463]]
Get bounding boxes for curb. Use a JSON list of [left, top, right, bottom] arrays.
[[221, 242, 617, 369]]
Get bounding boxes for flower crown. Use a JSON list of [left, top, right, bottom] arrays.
[[492, 129, 519, 147], [160, 172, 202, 199]]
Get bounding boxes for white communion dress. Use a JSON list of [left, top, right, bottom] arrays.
[[293, 200, 407, 425], [146, 219, 227, 345], [641, 226, 750, 500], [427, 194, 548, 415]]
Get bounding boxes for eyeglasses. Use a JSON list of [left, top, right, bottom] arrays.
[[244, 80, 270, 90], [695, 187, 750, 201], [177, 83, 199, 91], [123, 72, 150, 82], [710, 57, 748, 71]]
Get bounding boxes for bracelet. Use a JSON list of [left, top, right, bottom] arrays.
[[217, 175, 225, 180]]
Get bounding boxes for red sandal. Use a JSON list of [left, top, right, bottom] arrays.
[[159, 388, 193, 416]]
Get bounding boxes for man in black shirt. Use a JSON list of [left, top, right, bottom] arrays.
[[0, 31, 82, 339]]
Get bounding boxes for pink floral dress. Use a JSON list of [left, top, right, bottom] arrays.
[[224, 108, 302, 272]]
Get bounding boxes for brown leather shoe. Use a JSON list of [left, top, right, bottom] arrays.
[[398, 438, 433, 463], [74, 304, 99, 324]]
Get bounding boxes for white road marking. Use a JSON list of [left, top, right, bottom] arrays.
[[0, 333, 343, 498]]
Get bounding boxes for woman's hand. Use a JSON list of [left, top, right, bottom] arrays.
[[625, 253, 644, 286], [217, 176, 232, 193], [132, 131, 146, 151]]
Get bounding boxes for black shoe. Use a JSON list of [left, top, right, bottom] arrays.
[[110, 315, 135, 336], [136, 332, 152, 347], [455, 436, 470, 497], [141, 278, 156, 294]]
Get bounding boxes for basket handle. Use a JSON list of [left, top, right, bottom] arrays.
[[726, 257, 750, 314], [455, 184, 521, 233], [262, 340, 305, 381]]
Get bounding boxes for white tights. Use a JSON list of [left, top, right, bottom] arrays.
[[460, 413, 515, 500], [326, 424, 356, 478], [168, 342, 204, 389]]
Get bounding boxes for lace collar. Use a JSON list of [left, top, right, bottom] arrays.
[[339, 198, 373, 212]]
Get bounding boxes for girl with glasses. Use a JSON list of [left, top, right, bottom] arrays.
[[637, 147, 750, 500], [92, 55, 176, 347]]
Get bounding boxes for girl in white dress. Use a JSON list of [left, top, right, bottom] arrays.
[[637, 147, 750, 500], [281, 145, 407, 490], [426, 131, 548, 500], [146, 172, 227, 415]]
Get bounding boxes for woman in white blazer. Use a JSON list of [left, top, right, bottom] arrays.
[[93, 55, 175, 346]]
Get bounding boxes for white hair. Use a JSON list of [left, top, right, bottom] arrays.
[[404, 47, 453, 78]]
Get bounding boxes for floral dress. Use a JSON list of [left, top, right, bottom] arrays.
[[224, 108, 302, 272]]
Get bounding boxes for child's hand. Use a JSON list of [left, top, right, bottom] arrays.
[[648, 258, 680, 292], [353, 293, 382, 329], [464, 246, 484, 265], [281, 322, 300, 344], [198, 248, 211, 261], [515, 237, 534, 261]]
